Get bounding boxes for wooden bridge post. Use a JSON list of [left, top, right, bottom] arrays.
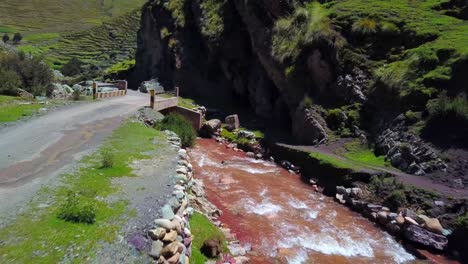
[[150, 89, 155, 108], [92, 82, 97, 100], [175, 86, 179, 97]]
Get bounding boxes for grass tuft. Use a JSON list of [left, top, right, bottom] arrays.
[[157, 113, 196, 147], [189, 212, 228, 263]]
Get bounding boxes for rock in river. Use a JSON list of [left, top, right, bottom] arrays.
[[403, 224, 448, 251]]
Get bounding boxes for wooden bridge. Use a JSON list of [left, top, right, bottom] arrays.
[[93, 80, 128, 99]]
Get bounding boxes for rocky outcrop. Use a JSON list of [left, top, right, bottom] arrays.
[[131, 0, 341, 144], [403, 224, 448, 251], [199, 119, 222, 138], [376, 115, 447, 175], [292, 106, 328, 145], [334, 185, 450, 252]]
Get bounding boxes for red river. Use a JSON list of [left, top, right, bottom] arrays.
[[191, 139, 447, 263]]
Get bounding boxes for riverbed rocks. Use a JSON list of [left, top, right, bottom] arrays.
[[225, 114, 240, 131], [333, 185, 449, 251], [199, 119, 222, 138], [403, 224, 448, 251]]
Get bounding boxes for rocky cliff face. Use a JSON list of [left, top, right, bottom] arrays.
[[132, 0, 467, 176], [132, 0, 355, 143]]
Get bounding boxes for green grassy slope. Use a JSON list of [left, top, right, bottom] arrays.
[[0, 0, 146, 40], [329, 0, 468, 97]]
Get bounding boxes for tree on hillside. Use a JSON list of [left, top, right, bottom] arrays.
[[2, 34, 9, 43], [12, 33, 22, 45], [61, 58, 84, 77]]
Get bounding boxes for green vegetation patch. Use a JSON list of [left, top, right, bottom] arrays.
[[340, 140, 390, 168], [309, 151, 359, 170], [157, 113, 196, 147], [0, 121, 166, 263], [105, 59, 136, 75], [272, 1, 341, 63], [0, 0, 146, 43], [199, 0, 225, 42], [189, 212, 228, 263], [0, 95, 42, 123]]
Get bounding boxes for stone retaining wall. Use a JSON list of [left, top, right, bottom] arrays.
[[147, 131, 193, 263]]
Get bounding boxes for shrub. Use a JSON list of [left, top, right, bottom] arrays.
[[427, 92, 468, 122], [0, 68, 21, 95], [72, 89, 81, 101], [302, 95, 313, 109], [326, 108, 346, 130], [100, 149, 115, 168], [160, 27, 171, 39], [57, 191, 96, 224], [272, 2, 340, 63], [199, 0, 225, 41], [158, 113, 196, 147], [456, 214, 468, 231], [165, 0, 188, 27], [404, 110, 419, 124], [424, 92, 468, 145], [385, 189, 407, 211], [352, 18, 378, 35], [12, 32, 22, 44], [379, 21, 400, 35], [61, 58, 83, 77], [2, 34, 9, 43], [0, 52, 53, 96]]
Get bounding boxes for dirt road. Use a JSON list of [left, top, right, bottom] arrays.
[[0, 91, 149, 223]]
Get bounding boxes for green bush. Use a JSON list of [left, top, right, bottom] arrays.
[[0, 52, 53, 96], [379, 21, 400, 35], [271, 2, 340, 63], [100, 149, 115, 168], [456, 214, 468, 231], [302, 95, 313, 109], [72, 89, 81, 101], [199, 0, 225, 41], [326, 108, 346, 130], [0, 68, 21, 95], [158, 113, 196, 147], [165, 0, 188, 27], [352, 18, 379, 35], [404, 110, 419, 124], [57, 191, 96, 224], [384, 189, 407, 211], [427, 92, 468, 122], [61, 58, 83, 77]]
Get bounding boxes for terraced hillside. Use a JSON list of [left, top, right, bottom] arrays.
[[0, 0, 146, 40], [0, 0, 146, 70], [25, 10, 142, 70]]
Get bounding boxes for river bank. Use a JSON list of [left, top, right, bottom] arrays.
[[190, 138, 418, 263], [199, 124, 465, 263]]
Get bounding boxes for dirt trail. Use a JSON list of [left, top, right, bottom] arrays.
[[0, 91, 150, 223], [279, 143, 468, 199]]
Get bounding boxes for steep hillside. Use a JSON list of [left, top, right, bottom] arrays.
[[131, 0, 467, 178]]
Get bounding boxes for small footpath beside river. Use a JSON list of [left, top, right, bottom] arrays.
[[191, 138, 416, 264]]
